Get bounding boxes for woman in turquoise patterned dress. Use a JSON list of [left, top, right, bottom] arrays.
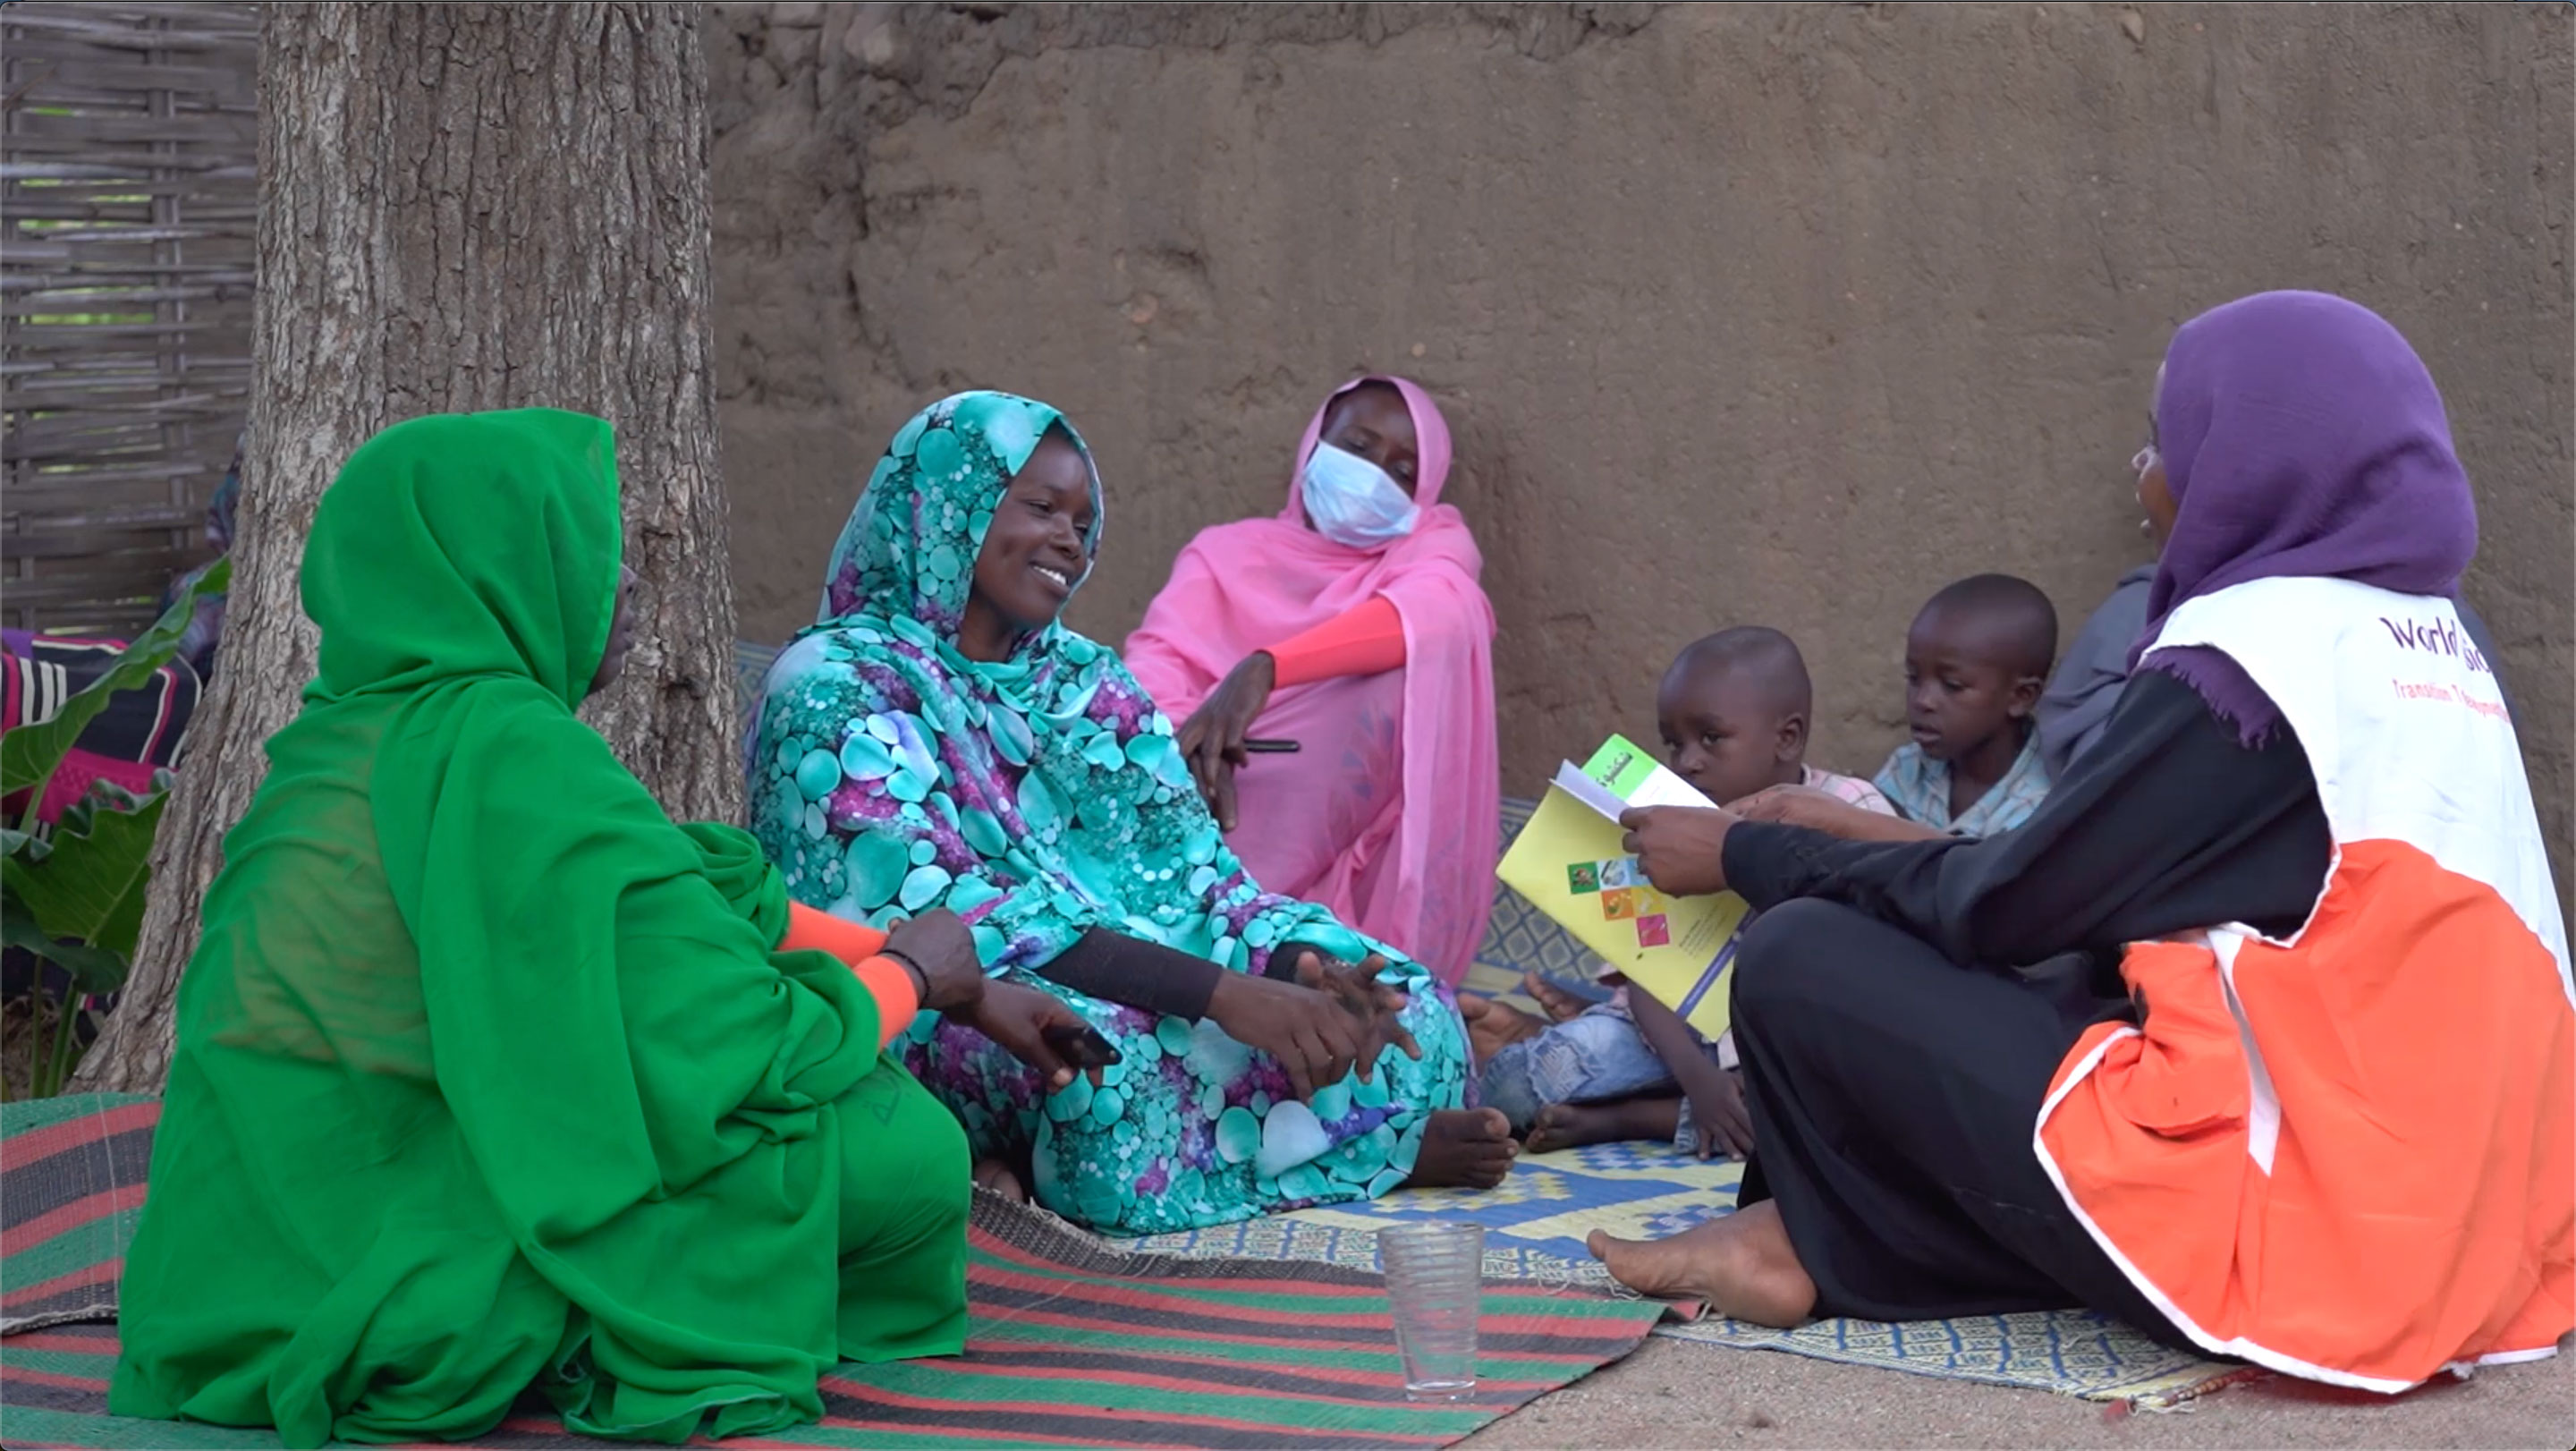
[[747, 391, 1513, 1236]]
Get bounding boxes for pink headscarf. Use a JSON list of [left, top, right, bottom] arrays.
[[1125, 378, 1499, 986]]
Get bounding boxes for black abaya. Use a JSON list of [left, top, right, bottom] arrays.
[[1716, 671, 2333, 1332]]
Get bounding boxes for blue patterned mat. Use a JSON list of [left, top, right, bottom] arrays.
[[1123, 1138, 1740, 1276], [1113, 1135, 2241, 1407]]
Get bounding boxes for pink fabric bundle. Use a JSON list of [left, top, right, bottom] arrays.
[[1125, 377, 1499, 986]]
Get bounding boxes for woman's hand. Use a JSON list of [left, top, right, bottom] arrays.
[[953, 979, 1100, 1092], [1617, 805, 1737, 897], [1204, 969, 1364, 1102], [1731, 785, 1944, 843], [1175, 651, 1277, 832], [1287, 949, 1422, 1083], [884, 909, 984, 1014]]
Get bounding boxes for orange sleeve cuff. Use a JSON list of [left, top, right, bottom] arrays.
[[784, 903, 913, 1048], [851, 956, 922, 1048], [1266, 595, 1405, 689], [784, 901, 888, 962]]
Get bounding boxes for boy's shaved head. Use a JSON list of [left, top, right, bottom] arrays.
[[1902, 573, 2058, 768], [1665, 626, 1813, 718], [1917, 574, 2058, 680], [1657, 627, 1816, 805]]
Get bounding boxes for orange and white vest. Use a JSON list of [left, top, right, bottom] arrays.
[[2035, 576, 2572, 1391]]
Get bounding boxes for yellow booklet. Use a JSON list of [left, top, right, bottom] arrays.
[[1494, 734, 1751, 1041]]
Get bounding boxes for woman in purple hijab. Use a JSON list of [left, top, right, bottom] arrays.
[[2036, 374, 2515, 780], [1575, 293, 2569, 1386]]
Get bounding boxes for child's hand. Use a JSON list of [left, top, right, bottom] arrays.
[[1680, 1065, 1754, 1160], [1732, 785, 1945, 843]]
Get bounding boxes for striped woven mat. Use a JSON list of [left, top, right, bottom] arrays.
[[0, 1095, 1668, 1449]]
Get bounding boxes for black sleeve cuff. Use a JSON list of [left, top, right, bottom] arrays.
[[1722, 819, 1834, 911], [1032, 928, 1225, 1022]]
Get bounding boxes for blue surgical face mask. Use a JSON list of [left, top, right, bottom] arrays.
[[1301, 442, 1419, 548]]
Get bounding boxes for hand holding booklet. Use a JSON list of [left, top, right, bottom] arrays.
[[1494, 734, 1751, 1042]]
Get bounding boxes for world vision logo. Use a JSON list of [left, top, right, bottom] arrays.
[[2379, 615, 2494, 675]]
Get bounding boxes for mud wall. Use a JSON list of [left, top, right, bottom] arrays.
[[708, 2, 2573, 893]]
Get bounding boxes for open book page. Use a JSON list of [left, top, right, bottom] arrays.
[[1498, 735, 1749, 1040]]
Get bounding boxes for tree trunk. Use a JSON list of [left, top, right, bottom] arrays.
[[75, 3, 736, 1094]]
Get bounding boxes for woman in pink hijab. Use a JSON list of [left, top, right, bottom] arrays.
[[1125, 378, 1499, 988]]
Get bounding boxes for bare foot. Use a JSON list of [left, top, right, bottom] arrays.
[[1587, 1201, 1818, 1326], [1459, 994, 1546, 1063], [1524, 1096, 1683, 1154], [1404, 1107, 1517, 1190], [971, 1156, 1028, 1202], [1521, 972, 1591, 1023]]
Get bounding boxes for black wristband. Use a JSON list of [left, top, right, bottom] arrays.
[[879, 946, 931, 1004]]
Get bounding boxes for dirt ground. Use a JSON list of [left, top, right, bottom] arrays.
[[1462, 1336, 2576, 1449]]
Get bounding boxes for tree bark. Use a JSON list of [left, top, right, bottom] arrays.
[[75, 3, 736, 1094]]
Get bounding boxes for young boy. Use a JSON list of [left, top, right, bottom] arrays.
[[1873, 573, 2059, 836], [1465, 627, 1897, 1158]]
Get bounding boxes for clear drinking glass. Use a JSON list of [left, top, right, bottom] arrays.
[[1378, 1221, 1485, 1399]]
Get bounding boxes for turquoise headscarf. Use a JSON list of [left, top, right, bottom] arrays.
[[751, 390, 1394, 978], [818, 389, 1104, 637]]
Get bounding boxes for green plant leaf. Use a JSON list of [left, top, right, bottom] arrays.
[[6, 780, 167, 963], [1, 556, 228, 798], [0, 888, 131, 996]]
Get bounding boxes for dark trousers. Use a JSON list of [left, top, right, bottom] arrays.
[[1729, 899, 2198, 1351]]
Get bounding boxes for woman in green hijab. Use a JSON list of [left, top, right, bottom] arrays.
[[110, 410, 1082, 1447]]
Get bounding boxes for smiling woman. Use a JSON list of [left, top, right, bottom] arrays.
[[744, 391, 1508, 1236], [953, 431, 1094, 664]]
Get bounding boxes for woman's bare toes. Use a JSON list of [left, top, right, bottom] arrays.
[[1586, 1202, 1817, 1326]]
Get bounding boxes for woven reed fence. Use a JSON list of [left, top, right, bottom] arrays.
[[3, 3, 258, 637]]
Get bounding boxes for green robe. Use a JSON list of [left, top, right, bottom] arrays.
[[109, 409, 967, 1447]]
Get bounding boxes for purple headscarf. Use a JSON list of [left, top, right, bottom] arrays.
[[2132, 291, 2478, 743]]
